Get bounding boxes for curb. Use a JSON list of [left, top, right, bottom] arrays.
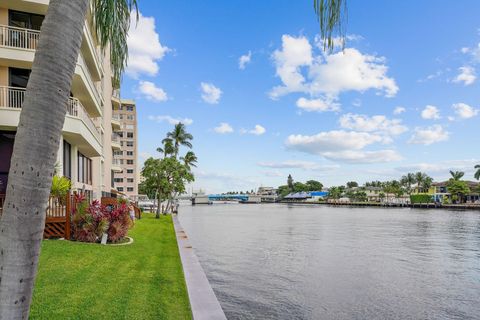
[[172, 215, 227, 320]]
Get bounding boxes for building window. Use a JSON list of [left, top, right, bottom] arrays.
[[126, 141, 134, 147], [9, 67, 31, 88], [127, 160, 134, 165], [117, 187, 124, 192], [126, 106, 134, 111], [126, 124, 134, 130], [127, 115, 134, 120], [127, 178, 134, 183], [127, 169, 134, 174], [9, 10, 45, 30], [127, 187, 134, 192], [127, 151, 133, 156], [63, 140, 71, 179], [114, 151, 123, 156], [114, 178, 123, 183], [77, 152, 92, 185], [127, 132, 134, 138]]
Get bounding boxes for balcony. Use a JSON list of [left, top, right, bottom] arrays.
[[111, 114, 121, 130], [111, 89, 121, 107], [111, 133, 121, 150], [112, 159, 123, 173], [0, 25, 103, 117], [0, 86, 102, 157]]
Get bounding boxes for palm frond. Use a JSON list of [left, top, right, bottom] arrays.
[[92, 0, 138, 85], [313, 0, 347, 52]]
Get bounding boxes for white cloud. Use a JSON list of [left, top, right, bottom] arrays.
[[452, 102, 479, 119], [296, 97, 339, 112], [421, 105, 441, 120], [408, 125, 449, 145], [148, 115, 193, 126], [393, 106, 406, 115], [257, 160, 339, 171], [285, 130, 401, 163], [214, 122, 234, 134], [396, 159, 479, 175], [249, 125, 266, 135], [200, 82, 222, 104], [238, 51, 252, 70], [321, 150, 402, 164], [452, 66, 476, 85], [138, 81, 168, 102], [339, 113, 408, 136], [127, 12, 170, 77], [270, 35, 398, 106]]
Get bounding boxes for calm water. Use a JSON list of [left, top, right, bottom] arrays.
[[178, 203, 480, 320]]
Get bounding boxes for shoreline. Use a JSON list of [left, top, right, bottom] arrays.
[[172, 214, 227, 320], [278, 201, 480, 210]]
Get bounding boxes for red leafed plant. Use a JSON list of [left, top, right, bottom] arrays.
[[72, 197, 131, 243], [105, 203, 131, 243]]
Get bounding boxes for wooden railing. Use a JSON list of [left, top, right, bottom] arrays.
[[0, 25, 40, 50], [44, 192, 72, 239]]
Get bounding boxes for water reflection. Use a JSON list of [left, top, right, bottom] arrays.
[[179, 203, 480, 320]]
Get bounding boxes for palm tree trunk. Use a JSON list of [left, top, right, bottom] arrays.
[[0, 0, 89, 318]]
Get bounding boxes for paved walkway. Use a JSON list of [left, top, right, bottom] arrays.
[[172, 215, 227, 320]]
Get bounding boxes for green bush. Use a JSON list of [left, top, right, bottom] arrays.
[[410, 193, 433, 204]]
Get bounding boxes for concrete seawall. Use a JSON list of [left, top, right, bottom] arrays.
[[173, 215, 227, 320]]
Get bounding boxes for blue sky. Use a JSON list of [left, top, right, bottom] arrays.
[[122, 1, 480, 193]]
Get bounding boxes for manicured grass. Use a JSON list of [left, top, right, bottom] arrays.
[[30, 214, 192, 320]]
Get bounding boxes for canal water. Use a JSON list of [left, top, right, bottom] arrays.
[[178, 203, 480, 320]]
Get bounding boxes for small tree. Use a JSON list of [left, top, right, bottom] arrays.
[[446, 180, 470, 204]]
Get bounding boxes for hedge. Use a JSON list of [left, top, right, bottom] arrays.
[[410, 193, 433, 204]]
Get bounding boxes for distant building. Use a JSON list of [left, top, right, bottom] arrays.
[[112, 99, 138, 200], [257, 187, 276, 195]]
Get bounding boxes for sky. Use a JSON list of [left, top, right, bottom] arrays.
[[121, 0, 480, 194]]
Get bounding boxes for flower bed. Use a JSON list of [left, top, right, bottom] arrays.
[[72, 194, 132, 243]]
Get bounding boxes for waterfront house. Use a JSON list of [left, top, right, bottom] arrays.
[[430, 181, 480, 203]]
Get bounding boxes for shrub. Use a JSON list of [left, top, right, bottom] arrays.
[[50, 175, 71, 202], [410, 193, 433, 204], [72, 196, 131, 243], [106, 203, 131, 243]]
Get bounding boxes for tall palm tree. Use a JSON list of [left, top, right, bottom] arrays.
[[449, 170, 465, 181], [415, 172, 425, 192], [181, 151, 198, 170], [157, 138, 175, 158], [0, 0, 137, 317], [401, 173, 416, 194], [166, 123, 193, 157], [475, 165, 480, 180]]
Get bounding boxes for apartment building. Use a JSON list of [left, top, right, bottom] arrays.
[[0, 1, 119, 199], [112, 97, 138, 199]]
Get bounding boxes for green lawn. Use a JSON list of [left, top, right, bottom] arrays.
[[30, 214, 192, 320]]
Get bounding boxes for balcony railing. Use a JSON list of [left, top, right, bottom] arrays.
[[0, 86, 100, 143], [0, 25, 40, 50]]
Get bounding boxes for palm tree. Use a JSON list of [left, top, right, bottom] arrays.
[[181, 151, 198, 170], [157, 138, 175, 158], [415, 172, 425, 192], [166, 123, 193, 157], [0, 1, 137, 317], [475, 165, 480, 180], [449, 170, 465, 181], [401, 173, 416, 194]]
